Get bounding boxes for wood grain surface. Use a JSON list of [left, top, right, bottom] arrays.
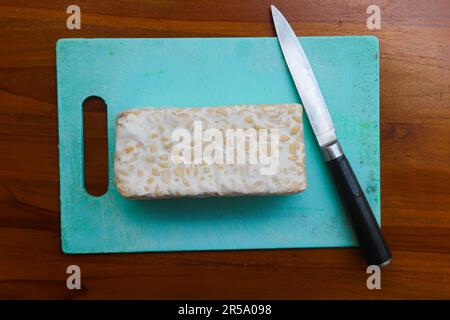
[[0, 0, 449, 299]]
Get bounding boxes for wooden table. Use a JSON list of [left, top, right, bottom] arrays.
[[1, 0, 449, 299]]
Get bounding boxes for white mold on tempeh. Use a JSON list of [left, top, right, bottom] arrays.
[[114, 104, 306, 198]]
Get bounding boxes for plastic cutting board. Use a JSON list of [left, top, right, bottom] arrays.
[[56, 36, 380, 253]]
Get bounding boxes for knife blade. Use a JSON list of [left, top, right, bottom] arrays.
[[271, 4, 392, 267]]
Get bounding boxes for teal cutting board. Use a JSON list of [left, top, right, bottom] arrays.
[[56, 37, 380, 254]]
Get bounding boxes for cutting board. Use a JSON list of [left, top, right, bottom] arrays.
[[56, 36, 380, 254]]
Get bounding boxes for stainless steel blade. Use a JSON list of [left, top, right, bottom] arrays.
[[271, 5, 337, 147]]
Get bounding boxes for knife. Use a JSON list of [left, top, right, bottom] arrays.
[[271, 5, 392, 267]]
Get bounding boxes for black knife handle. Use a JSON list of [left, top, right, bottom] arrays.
[[324, 142, 392, 267]]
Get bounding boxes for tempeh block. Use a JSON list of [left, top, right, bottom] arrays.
[[114, 104, 306, 198]]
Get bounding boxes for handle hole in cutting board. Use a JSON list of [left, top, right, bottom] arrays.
[[82, 96, 108, 196]]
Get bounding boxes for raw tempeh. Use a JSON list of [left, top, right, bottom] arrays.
[[114, 104, 306, 198]]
